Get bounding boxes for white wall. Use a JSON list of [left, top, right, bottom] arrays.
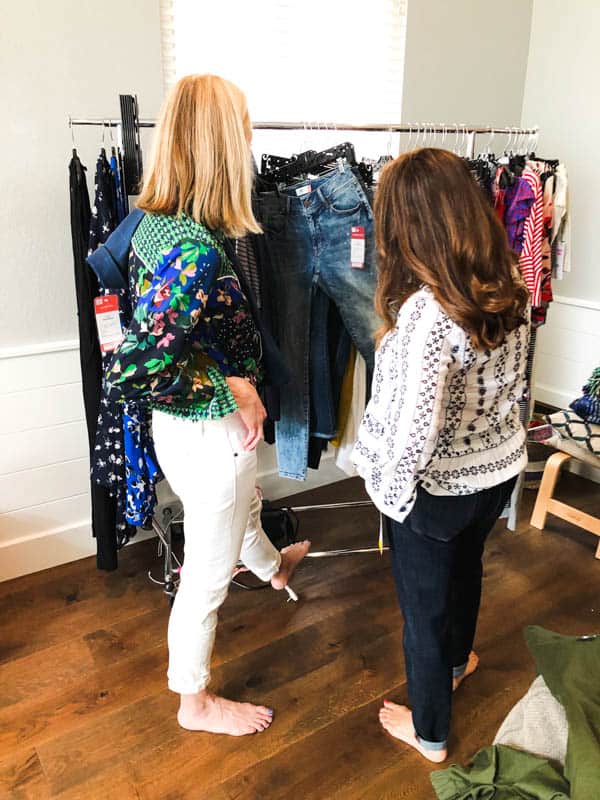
[[0, 0, 351, 583], [522, 0, 600, 407], [402, 0, 533, 126], [0, 0, 165, 349], [0, 0, 166, 581]]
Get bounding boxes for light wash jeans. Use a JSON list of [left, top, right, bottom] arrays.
[[152, 410, 282, 694], [256, 168, 379, 481]]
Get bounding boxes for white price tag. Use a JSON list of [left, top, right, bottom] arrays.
[[94, 295, 124, 353], [351, 226, 366, 269], [295, 184, 312, 197]]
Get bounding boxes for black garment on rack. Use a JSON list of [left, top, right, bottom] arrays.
[[88, 154, 137, 560], [69, 152, 120, 571], [88, 151, 118, 255]]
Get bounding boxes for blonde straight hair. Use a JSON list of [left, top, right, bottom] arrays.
[[138, 74, 261, 237]]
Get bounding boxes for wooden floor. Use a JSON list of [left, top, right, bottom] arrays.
[[1, 474, 599, 800]]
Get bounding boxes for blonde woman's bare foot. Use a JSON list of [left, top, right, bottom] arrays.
[[177, 692, 273, 736], [271, 540, 311, 591], [379, 701, 447, 763], [453, 651, 479, 691]]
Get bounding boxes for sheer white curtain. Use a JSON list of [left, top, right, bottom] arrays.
[[160, 0, 408, 159]]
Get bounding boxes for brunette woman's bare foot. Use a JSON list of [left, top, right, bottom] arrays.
[[453, 651, 479, 691], [271, 540, 311, 590], [177, 692, 273, 735], [379, 701, 447, 763]]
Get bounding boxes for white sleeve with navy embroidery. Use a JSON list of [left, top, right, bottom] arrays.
[[352, 288, 529, 523]]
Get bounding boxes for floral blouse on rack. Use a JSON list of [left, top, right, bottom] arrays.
[[104, 213, 263, 419]]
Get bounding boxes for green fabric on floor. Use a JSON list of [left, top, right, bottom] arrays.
[[430, 745, 570, 799], [525, 626, 600, 800]]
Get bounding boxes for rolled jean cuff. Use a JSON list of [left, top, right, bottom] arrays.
[[252, 551, 282, 584], [168, 674, 210, 695], [416, 733, 447, 751], [453, 661, 468, 679]]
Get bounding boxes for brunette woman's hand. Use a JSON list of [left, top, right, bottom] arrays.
[[226, 377, 267, 451]]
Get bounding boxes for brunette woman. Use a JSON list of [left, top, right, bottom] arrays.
[[353, 148, 530, 761]]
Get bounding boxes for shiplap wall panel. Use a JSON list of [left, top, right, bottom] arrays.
[[0, 458, 90, 514], [0, 383, 84, 434], [0, 493, 90, 544], [540, 301, 600, 335], [1, 345, 81, 393], [0, 420, 88, 475], [536, 322, 598, 365], [534, 299, 600, 408]]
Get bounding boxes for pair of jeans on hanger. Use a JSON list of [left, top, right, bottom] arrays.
[[256, 167, 379, 480]]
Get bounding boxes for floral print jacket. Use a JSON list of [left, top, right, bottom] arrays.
[[104, 213, 263, 420]]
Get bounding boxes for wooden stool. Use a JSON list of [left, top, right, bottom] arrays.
[[530, 451, 600, 559]]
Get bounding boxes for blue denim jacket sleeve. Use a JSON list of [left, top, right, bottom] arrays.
[[86, 208, 145, 290]]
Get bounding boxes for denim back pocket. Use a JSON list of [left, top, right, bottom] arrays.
[[324, 174, 373, 219], [408, 487, 476, 543]]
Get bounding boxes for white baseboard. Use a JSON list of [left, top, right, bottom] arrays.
[[0, 521, 155, 583], [534, 382, 574, 410]]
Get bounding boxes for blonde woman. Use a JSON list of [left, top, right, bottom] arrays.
[[105, 75, 310, 736]]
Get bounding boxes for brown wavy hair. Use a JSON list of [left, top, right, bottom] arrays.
[[374, 148, 529, 349]]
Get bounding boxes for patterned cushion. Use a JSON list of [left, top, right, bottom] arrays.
[[570, 394, 600, 425], [545, 410, 600, 461]]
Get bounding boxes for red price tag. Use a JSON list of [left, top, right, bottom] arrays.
[[351, 226, 365, 269], [94, 294, 123, 353]]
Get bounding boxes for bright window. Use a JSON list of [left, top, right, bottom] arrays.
[[161, 0, 408, 158]]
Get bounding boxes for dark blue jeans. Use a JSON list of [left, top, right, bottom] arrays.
[[386, 476, 517, 749], [310, 287, 353, 439], [256, 168, 379, 480]]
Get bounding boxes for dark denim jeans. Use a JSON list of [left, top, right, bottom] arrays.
[[386, 476, 517, 749], [256, 168, 379, 480], [310, 288, 353, 439]]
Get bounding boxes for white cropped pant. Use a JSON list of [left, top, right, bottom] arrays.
[[152, 410, 282, 694]]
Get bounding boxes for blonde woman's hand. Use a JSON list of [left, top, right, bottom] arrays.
[[226, 377, 267, 451]]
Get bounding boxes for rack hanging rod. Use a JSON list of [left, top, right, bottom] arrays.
[[68, 117, 538, 135]]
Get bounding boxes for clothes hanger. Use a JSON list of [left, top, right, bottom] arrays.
[[69, 116, 78, 159], [100, 120, 108, 159], [107, 120, 117, 158]]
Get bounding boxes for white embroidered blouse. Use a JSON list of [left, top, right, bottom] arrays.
[[352, 287, 530, 523]]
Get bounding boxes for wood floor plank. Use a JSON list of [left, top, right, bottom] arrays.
[[0, 474, 598, 799], [51, 765, 141, 800], [83, 550, 388, 672], [34, 593, 400, 796], [133, 627, 407, 800], [0, 639, 96, 710], [0, 749, 50, 800], [0, 555, 389, 763], [0, 646, 167, 760]]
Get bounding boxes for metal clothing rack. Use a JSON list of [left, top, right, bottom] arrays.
[[71, 101, 538, 596], [149, 498, 378, 601], [69, 104, 539, 194]]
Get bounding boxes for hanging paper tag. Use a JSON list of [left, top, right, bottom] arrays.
[[94, 294, 123, 353], [296, 184, 311, 197], [351, 226, 366, 268]]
